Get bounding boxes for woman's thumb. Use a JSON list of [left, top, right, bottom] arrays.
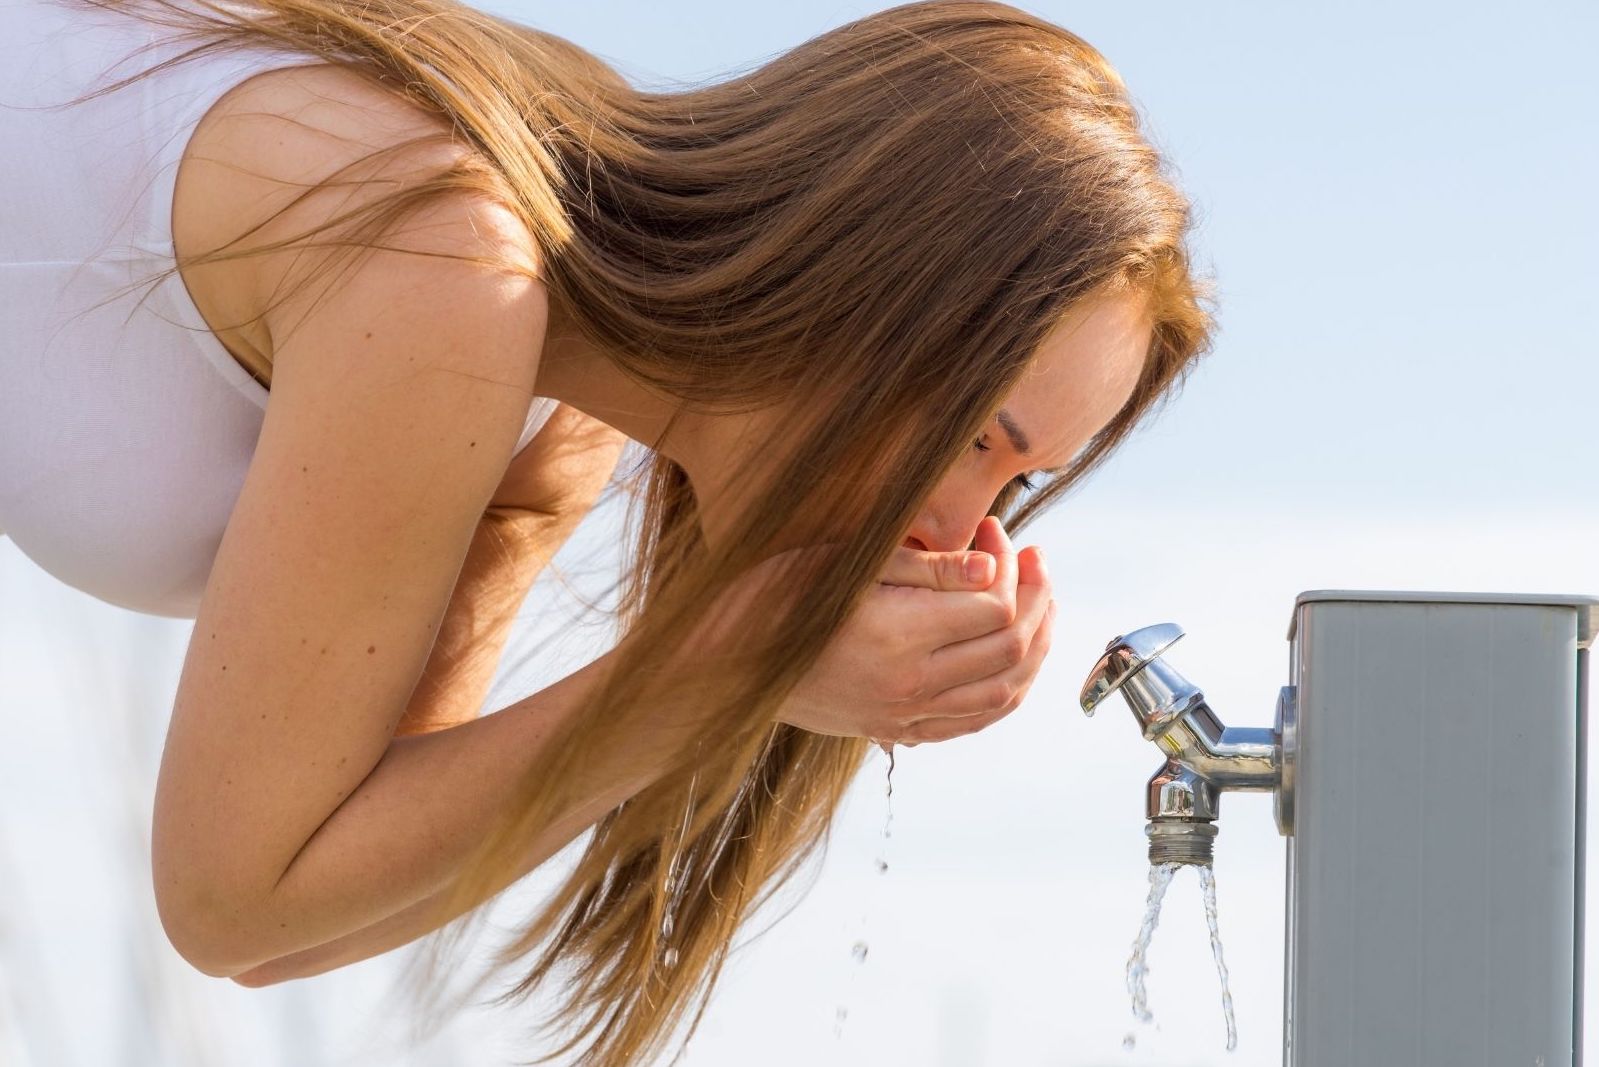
[[878, 545, 994, 590]]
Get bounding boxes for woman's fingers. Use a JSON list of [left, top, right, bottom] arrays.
[[896, 549, 1055, 743], [903, 598, 1057, 744], [972, 515, 1017, 604], [769, 515, 1052, 746], [876, 516, 1022, 649], [913, 544, 1048, 696], [878, 544, 995, 591], [877, 514, 1012, 592]]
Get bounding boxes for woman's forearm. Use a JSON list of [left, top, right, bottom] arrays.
[[393, 506, 566, 738], [231, 881, 467, 986], [208, 639, 678, 977], [229, 764, 589, 986]]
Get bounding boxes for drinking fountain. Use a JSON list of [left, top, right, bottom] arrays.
[[1080, 590, 1596, 1067]]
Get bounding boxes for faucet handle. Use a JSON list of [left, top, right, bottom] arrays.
[[1079, 623, 1185, 716]]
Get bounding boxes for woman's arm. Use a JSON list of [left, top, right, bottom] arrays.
[[232, 430, 626, 982], [151, 77, 660, 979], [390, 507, 560, 739], [395, 402, 629, 738], [230, 644, 651, 985], [227, 728, 591, 986]]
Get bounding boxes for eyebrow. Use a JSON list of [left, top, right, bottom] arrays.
[[995, 408, 1070, 475], [995, 408, 1031, 455]]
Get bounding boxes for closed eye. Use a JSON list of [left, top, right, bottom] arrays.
[[973, 437, 1038, 492]]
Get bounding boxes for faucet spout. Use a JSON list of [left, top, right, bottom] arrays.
[[1081, 624, 1293, 866], [1144, 759, 1220, 865]]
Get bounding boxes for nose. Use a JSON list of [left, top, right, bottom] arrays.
[[903, 529, 980, 553], [904, 495, 992, 554]]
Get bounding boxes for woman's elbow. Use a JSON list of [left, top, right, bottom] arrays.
[[153, 874, 263, 979], [229, 962, 290, 988]]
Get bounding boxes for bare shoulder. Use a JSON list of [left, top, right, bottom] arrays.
[[173, 61, 541, 373]]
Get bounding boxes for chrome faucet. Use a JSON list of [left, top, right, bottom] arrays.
[[1079, 623, 1296, 866]]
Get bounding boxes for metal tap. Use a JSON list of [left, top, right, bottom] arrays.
[[1079, 623, 1296, 866]]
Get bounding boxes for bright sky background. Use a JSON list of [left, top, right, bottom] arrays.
[[1, 1, 1595, 1066]]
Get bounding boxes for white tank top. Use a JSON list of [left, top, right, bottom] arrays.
[[0, 0, 559, 619]]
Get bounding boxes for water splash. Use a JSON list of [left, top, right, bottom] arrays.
[[1125, 861, 1181, 1025], [1196, 866, 1237, 1051]]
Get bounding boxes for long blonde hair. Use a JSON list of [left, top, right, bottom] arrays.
[[69, 0, 1217, 1061]]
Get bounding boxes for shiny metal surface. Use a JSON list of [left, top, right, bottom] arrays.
[[1273, 685, 1297, 835], [1079, 623, 1184, 717], [1146, 759, 1218, 820], [1080, 623, 1292, 866]]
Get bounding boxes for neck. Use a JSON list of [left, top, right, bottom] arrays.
[[532, 295, 771, 548]]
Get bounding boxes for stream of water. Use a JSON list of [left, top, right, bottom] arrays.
[[1196, 866, 1238, 1051], [1125, 861, 1181, 1032], [1122, 861, 1238, 1053]]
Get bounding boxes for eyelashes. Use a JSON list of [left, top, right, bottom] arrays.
[[973, 437, 1038, 492]]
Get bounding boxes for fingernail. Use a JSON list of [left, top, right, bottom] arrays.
[[1034, 548, 1050, 583], [964, 552, 993, 584]]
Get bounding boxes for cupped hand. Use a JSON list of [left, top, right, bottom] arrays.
[[773, 514, 1057, 747]]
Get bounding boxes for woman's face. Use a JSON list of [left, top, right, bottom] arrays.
[[901, 287, 1155, 553]]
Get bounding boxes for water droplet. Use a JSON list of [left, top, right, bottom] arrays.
[[851, 940, 869, 964], [662, 946, 679, 968], [875, 857, 888, 874], [1122, 1032, 1136, 1051]]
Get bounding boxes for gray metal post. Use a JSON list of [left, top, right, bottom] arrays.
[[1284, 591, 1596, 1067]]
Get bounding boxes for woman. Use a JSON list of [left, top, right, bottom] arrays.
[[0, 0, 1216, 1062]]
